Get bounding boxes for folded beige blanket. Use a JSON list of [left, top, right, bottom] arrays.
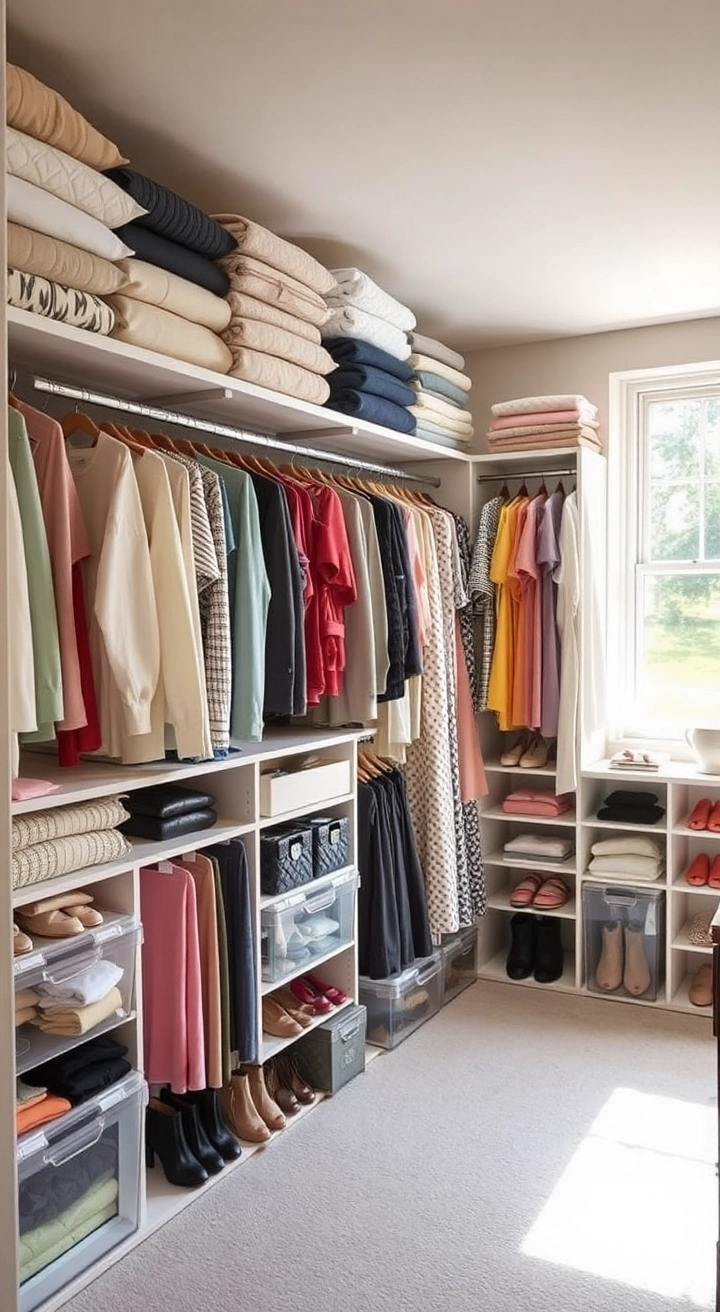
[[409, 352, 472, 391], [219, 253, 330, 328], [492, 393, 597, 419], [109, 296, 232, 374], [7, 223, 129, 297], [410, 406, 473, 437], [411, 391, 473, 425], [7, 63, 127, 171], [214, 214, 336, 296], [487, 421, 599, 439], [226, 291, 321, 343], [116, 258, 231, 332], [227, 347, 330, 405], [29, 986, 123, 1036], [223, 317, 335, 376], [487, 429, 602, 452]]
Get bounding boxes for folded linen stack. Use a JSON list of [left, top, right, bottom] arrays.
[[12, 796, 131, 891], [15, 987, 39, 1029], [487, 394, 603, 453], [27, 1035, 131, 1107], [596, 789, 665, 825], [16, 1084, 71, 1136], [503, 833, 574, 865], [119, 783, 217, 841], [31, 958, 125, 1036], [501, 789, 573, 817], [322, 268, 416, 431], [5, 63, 137, 335], [408, 333, 474, 448], [214, 214, 337, 403], [587, 835, 665, 882], [107, 168, 237, 372]]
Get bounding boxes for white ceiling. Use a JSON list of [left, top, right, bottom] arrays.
[[8, 0, 720, 348]]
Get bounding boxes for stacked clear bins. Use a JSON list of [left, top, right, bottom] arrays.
[[17, 1071, 146, 1312], [359, 951, 443, 1049]]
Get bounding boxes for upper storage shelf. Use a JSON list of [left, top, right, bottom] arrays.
[[7, 308, 468, 466]]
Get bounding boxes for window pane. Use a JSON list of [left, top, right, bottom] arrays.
[[649, 483, 700, 560], [648, 400, 701, 478], [706, 401, 720, 476], [638, 572, 720, 725], [706, 482, 720, 560]]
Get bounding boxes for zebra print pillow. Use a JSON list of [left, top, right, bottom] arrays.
[[7, 266, 115, 335]]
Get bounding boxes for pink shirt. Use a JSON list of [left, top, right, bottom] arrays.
[[19, 402, 90, 732], [515, 495, 545, 730]]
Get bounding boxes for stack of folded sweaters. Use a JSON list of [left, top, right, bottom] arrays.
[[108, 168, 237, 372], [119, 783, 217, 841], [214, 214, 337, 404], [503, 833, 574, 866], [16, 1077, 71, 1137], [28, 957, 125, 1038], [408, 332, 474, 447], [12, 797, 131, 891], [596, 789, 665, 825], [502, 789, 573, 818], [322, 269, 417, 433], [5, 63, 137, 337], [26, 1035, 132, 1107], [586, 835, 665, 882], [486, 394, 603, 454]]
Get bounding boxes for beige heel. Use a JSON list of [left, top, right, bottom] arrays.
[[623, 925, 651, 996], [220, 1073, 271, 1143], [595, 921, 623, 991], [240, 1063, 286, 1131]]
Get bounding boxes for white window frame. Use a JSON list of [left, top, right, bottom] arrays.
[[607, 359, 720, 757]]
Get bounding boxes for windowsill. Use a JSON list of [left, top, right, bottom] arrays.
[[585, 758, 720, 783]]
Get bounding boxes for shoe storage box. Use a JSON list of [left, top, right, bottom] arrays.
[[309, 816, 350, 879], [582, 883, 666, 1001], [441, 926, 478, 1005], [359, 951, 443, 1050], [17, 1071, 146, 1312], [296, 1003, 367, 1095], [260, 824, 313, 895], [260, 867, 358, 983], [14, 913, 141, 1074], [259, 758, 351, 817]]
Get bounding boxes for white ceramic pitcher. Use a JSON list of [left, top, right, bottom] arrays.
[[686, 728, 720, 775]]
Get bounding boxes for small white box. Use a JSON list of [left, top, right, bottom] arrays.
[[259, 758, 351, 817]]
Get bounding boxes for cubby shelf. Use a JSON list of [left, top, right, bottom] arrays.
[[485, 891, 576, 920], [482, 762, 558, 777], [481, 806, 577, 828], [484, 851, 577, 876], [477, 950, 577, 993], [262, 998, 355, 1062]]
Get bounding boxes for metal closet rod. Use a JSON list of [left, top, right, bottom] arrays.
[[476, 465, 576, 484], [31, 376, 442, 488]]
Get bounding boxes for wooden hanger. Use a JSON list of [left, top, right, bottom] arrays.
[[62, 412, 102, 445], [142, 429, 180, 453], [103, 420, 146, 455], [127, 427, 156, 450]]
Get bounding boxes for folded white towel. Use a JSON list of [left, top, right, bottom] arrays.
[[588, 854, 664, 877], [504, 834, 574, 860], [327, 268, 416, 332], [491, 394, 597, 421], [322, 306, 410, 361], [590, 836, 663, 858], [37, 959, 124, 1008]]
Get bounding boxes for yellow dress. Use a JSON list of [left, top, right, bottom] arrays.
[[487, 498, 521, 730]]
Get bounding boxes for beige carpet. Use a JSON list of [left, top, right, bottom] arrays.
[[64, 983, 717, 1312]]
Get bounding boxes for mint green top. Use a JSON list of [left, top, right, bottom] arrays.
[[196, 456, 270, 741], [8, 407, 63, 736]]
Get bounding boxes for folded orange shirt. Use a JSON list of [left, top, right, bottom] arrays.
[[16, 1093, 71, 1137]]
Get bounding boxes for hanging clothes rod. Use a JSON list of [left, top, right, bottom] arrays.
[[476, 465, 576, 484], [31, 376, 442, 488]]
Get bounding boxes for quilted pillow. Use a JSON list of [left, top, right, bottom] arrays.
[[8, 223, 129, 296], [115, 257, 231, 332], [7, 268, 115, 337], [109, 296, 233, 374], [6, 128, 145, 230], [7, 176, 133, 263], [6, 63, 127, 171]]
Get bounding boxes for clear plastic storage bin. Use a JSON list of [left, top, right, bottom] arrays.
[[17, 1071, 146, 1312], [582, 883, 666, 1001], [260, 867, 357, 982], [359, 952, 443, 1049], [441, 926, 478, 1005], [14, 913, 141, 1074]]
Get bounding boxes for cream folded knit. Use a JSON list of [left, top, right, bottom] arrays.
[[214, 214, 336, 295], [408, 353, 472, 391], [223, 317, 335, 375], [590, 836, 663, 858]]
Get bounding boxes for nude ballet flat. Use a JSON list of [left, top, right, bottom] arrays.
[[595, 921, 623, 992]]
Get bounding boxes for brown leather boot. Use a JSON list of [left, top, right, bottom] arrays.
[[220, 1072, 271, 1143], [240, 1063, 286, 1131]]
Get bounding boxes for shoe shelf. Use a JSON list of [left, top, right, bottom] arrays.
[[262, 998, 355, 1063], [481, 805, 577, 829], [477, 948, 577, 994], [672, 923, 713, 955], [669, 973, 713, 1014], [483, 761, 558, 777], [673, 821, 720, 840], [670, 874, 720, 897], [260, 942, 356, 997], [485, 889, 577, 920]]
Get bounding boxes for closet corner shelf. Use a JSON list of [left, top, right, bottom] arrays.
[[477, 950, 576, 994], [257, 792, 355, 830], [485, 891, 576, 920], [471, 449, 580, 468], [483, 761, 558, 777], [670, 876, 720, 898], [672, 926, 713, 955], [484, 851, 577, 876], [481, 805, 577, 828], [262, 997, 355, 1062], [261, 941, 356, 996], [8, 307, 468, 467]]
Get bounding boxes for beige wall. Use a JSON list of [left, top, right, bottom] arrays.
[[466, 316, 720, 451]]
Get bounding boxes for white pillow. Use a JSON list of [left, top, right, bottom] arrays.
[[6, 127, 147, 230], [7, 175, 133, 263]]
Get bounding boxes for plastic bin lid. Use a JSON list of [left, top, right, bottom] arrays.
[[359, 950, 442, 997]]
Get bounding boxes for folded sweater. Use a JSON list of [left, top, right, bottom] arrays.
[[409, 332, 465, 372], [214, 214, 336, 295], [30, 986, 124, 1036], [222, 316, 335, 375], [326, 268, 416, 332], [225, 347, 330, 405], [491, 394, 598, 420], [409, 352, 472, 391], [328, 363, 415, 408], [590, 836, 663, 858], [411, 371, 469, 408], [504, 833, 574, 860], [588, 854, 664, 876], [411, 391, 473, 425], [324, 335, 413, 380], [225, 290, 322, 343], [113, 222, 230, 296], [502, 790, 573, 817], [325, 389, 415, 433], [323, 306, 410, 361], [108, 168, 236, 260], [219, 252, 330, 326]]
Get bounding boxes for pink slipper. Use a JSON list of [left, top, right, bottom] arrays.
[[685, 853, 710, 886], [688, 798, 712, 830], [532, 876, 571, 909], [708, 802, 720, 833], [509, 874, 544, 907]]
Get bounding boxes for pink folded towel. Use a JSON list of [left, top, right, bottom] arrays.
[[502, 790, 573, 817], [490, 409, 598, 432], [12, 778, 60, 802]]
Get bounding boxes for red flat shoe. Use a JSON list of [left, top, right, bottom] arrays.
[[290, 978, 334, 1014], [708, 802, 720, 834], [687, 798, 712, 830], [304, 973, 348, 1006], [708, 855, 720, 889], [685, 853, 710, 886]]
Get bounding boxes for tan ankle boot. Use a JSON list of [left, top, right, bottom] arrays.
[[595, 921, 623, 991], [623, 925, 651, 996], [240, 1063, 286, 1131], [221, 1073, 271, 1143]]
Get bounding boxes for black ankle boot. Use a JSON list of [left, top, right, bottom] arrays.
[[534, 916, 564, 983], [182, 1088, 242, 1161], [145, 1099, 208, 1188], [507, 913, 536, 980], [159, 1088, 225, 1175]]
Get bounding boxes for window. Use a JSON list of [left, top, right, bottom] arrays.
[[609, 363, 720, 744]]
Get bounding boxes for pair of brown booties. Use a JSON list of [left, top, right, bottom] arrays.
[[221, 1058, 314, 1143], [596, 920, 651, 996]]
